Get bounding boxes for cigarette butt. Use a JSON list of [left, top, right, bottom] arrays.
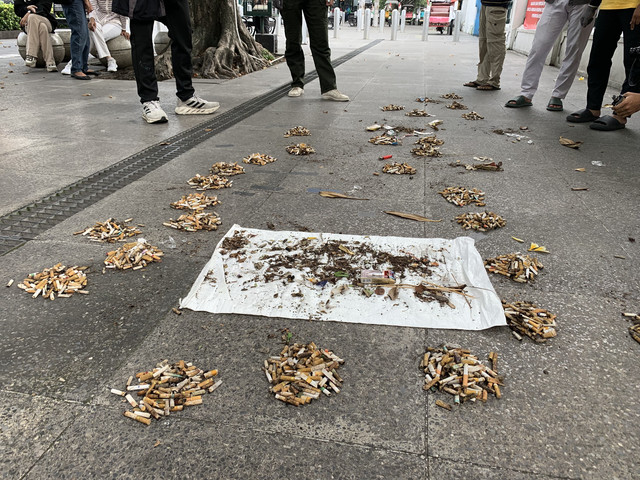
[[125, 394, 137, 408], [126, 376, 133, 387], [124, 411, 151, 425], [127, 384, 150, 391], [110, 388, 125, 396], [204, 369, 218, 378], [132, 410, 151, 418], [494, 385, 502, 399], [6, 279, 13, 287], [170, 405, 184, 412], [435, 400, 452, 411], [138, 372, 154, 382], [184, 398, 203, 406], [208, 379, 223, 393], [481, 390, 488, 403]]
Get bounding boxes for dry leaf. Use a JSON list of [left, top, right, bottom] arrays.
[[338, 245, 355, 255], [387, 286, 399, 300], [318, 191, 368, 200], [528, 243, 550, 254], [511, 236, 524, 243], [384, 211, 442, 222], [571, 187, 588, 191], [559, 136, 582, 149]]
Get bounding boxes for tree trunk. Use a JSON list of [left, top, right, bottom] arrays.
[[189, 0, 268, 79]]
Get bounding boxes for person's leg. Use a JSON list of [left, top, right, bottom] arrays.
[[475, 6, 489, 84], [619, 8, 640, 94], [89, 21, 110, 59], [24, 15, 42, 64], [302, 0, 337, 93], [162, 0, 195, 101], [129, 18, 158, 102], [484, 6, 507, 88], [36, 16, 55, 66], [586, 10, 621, 112], [62, 0, 89, 74], [551, 3, 593, 99], [281, 0, 305, 89], [520, 0, 569, 99]]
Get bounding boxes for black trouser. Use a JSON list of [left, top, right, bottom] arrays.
[[130, 0, 195, 104], [586, 8, 640, 110], [281, 0, 337, 93]]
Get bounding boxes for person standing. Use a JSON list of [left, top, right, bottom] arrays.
[[280, 0, 350, 101], [15, 0, 58, 72], [566, 0, 640, 130], [58, 0, 94, 80], [112, 0, 219, 124], [464, 0, 512, 91], [505, 0, 594, 111]]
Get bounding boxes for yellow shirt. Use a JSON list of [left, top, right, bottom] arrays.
[[600, 0, 640, 10]]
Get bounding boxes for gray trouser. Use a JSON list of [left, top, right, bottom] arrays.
[[520, 0, 593, 99]]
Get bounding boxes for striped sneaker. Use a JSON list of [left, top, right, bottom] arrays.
[[142, 101, 168, 124], [175, 95, 220, 115]]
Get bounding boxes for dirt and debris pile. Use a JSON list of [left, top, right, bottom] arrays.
[[405, 109, 432, 117], [284, 126, 311, 137], [383, 162, 417, 175], [446, 101, 468, 110], [264, 342, 344, 406], [381, 104, 405, 111], [462, 111, 484, 120], [111, 360, 222, 425]]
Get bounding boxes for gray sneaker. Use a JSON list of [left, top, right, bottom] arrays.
[[322, 89, 349, 102], [175, 95, 220, 115], [288, 87, 304, 97]]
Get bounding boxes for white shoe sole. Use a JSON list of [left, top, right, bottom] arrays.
[[322, 95, 349, 102], [142, 113, 168, 124], [175, 105, 220, 115], [288, 91, 304, 97]]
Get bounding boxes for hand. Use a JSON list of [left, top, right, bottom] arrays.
[[26, 5, 37, 13], [20, 13, 29, 27], [84, 0, 93, 13], [581, 5, 597, 27], [121, 30, 130, 40], [631, 5, 640, 30], [612, 92, 640, 117], [88, 17, 96, 31]]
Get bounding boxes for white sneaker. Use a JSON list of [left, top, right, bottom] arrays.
[[107, 57, 117, 72], [322, 89, 350, 102], [175, 95, 220, 115], [61, 60, 72, 75], [46, 63, 58, 72], [142, 101, 168, 124], [25, 55, 36, 68], [288, 87, 304, 97]]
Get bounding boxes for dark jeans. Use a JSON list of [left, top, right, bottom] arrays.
[[62, 0, 90, 74], [130, 0, 195, 104], [586, 8, 640, 110], [281, 0, 337, 93]]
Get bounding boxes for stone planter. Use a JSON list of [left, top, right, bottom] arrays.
[[154, 31, 170, 55], [0, 30, 21, 40], [17, 31, 65, 67], [56, 29, 71, 62], [90, 34, 132, 68]]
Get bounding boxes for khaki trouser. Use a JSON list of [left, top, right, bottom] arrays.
[[25, 14, 54, 65], [475, 5, 507, 88]]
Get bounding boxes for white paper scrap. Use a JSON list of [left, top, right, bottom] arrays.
[[180, 225, 505, 330]]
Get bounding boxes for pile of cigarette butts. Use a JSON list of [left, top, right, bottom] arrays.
[[624, 312, 640, 344], [170, 193, 220, 210], [284, 126, 311, 137], [381, 104, 405, 111], [484, 253, 543, 283], [411, 144, 442, 157], [187, 174, 232, 190], [503, 301, 557, 342], [104, 238, 164, 271], [369, 135, 399, 146], [111, 360, 222, 426], [264, 342, 344, 406], [439, 186, 486, 207], [74, 218, 141, 243], [17, 263, 89, 300], [405, 109, 432, 117], [421, 345, 503, 410], [461, 111, 484, 120], [446, 101, 467, 110], [415, 135, 444, 146], [210, 162, 245, 176], [242, 153, 277, 165], [440, 93, 462, 99], [455, 211, 506, 231], [382, 162, 416, 175], [286, 143, 315, 155], [163, 211, 221, 232]]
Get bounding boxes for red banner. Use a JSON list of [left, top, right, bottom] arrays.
[[523, 0, 545, 29]]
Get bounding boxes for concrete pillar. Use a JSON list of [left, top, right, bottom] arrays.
[[364, 8, 371, 39], [453, 10, 461, 42], [379, 9, 385, 33], [422, 7, 430, 41], [334, 7, 340, 38], [391, 9, 399, 40], [400, 8, 406, 32]]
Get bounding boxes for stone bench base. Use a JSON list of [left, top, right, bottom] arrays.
[[17, 32, 65, 67]]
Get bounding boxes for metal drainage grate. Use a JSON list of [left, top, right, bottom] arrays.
[[0, 39, 383, 256]]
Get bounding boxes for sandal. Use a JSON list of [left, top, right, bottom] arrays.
[[546, 97, 563, 112], [589, 115, 626, 131], [566, 108, 599, 123], [463, 81, 480, 88], [71, 72, 91, 80], [477, 84, 500, 91], [505, 95, 532, 108]]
